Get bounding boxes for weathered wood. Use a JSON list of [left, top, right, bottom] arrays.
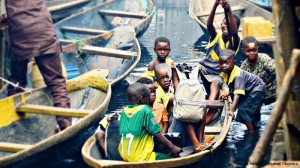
[[59, 39, 75, 45], [0, 28, 4, 88], [195, 6, 246, 17], [272, 0, 300, 161], [48, 0, 90, 12], [206, 100, 224, 108], [60, 26, 109, 35], [248, 49, 300, 167], [0, 142, 32, 153], [81, 45, 137, 59], [205, 126, 222, 133], [98, 10, 145, 19], [16, 104, 93, 118]]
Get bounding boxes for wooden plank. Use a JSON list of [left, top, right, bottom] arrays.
[[98, 10, 145, 19], [0, 142, 32, 153], [196, 6, 246, 17], [48, 0, 90, 12], [81, 45, 137, 59], [60, 26, 109, 35], [206, 100, 224, 108], [59, 39, 75, 45], [16, 104, 92, 118], [205, 126, 222, 133]]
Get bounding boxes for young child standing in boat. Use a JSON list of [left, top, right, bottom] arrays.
[[219, 49, 266, 132], [240, 36, 276, 105], [197, 0, 241, 124], [136, 77, 169, 134], [118, 82, 182, 161], [144, 37, 173, 81]]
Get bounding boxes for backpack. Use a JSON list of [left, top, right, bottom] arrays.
[[173, 68, 207, 123]]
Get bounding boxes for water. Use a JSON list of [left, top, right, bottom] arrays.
[[108, 0, 272, 167]]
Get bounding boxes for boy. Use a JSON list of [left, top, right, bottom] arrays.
[[153, 63, 181, 118], [137, 77, 169, 134], [240, 36, 276, 105], [219, 49, 266, 132], [144, 37, 173, 80], [198, 0, 241, 124], [118, 82, 182, 161]]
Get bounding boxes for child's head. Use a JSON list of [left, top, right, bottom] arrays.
[[137, 77, 157, 104], [154, 37, 171, 61], [219, 49, 236, 73], [242, 36, 259, 62], [154, 63, 171, 90], [127, 82, 150, 105], [221, 14, 240, 36]]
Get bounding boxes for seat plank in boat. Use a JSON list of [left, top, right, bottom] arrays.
[[98, 10, 145, 19], [81, 45, 137, 59]]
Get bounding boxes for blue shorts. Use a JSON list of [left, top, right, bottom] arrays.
[[235, 91, 265, 124]]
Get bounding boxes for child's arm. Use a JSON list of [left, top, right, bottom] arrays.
[[161, 121, 168, 134], [153, 133, 182, 157], [171, 62, 180, 92], [227, 94, 240, 117], [148, 60, 156, 71], [221, 0, 240, 51], [207, 0, 221, 40]]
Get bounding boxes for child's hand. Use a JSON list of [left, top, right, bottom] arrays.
[[227, 110, 235, 118], [170, 61, 176, 69], [0, 16, 7, 28], [219, 91, 230, 100], [170, 145, 182, 158], [221, 0, 231, 11], [215, 0, 222, 5]]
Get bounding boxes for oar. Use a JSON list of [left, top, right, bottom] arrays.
[[224, 8, 233, 50]]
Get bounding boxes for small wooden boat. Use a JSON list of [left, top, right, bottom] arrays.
[[0, 70, 112, 167], [82, 98, 232, 167], [61, 26, 141, 86], [189, 0, 275, 44], [54, 0, 155, 42], [47, 0, 94, 22]]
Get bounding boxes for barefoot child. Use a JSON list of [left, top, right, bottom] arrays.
[[118, 82, 182, 161], [137, 77, 169, 134], [144, 37, 173, 80], [219, 49, 266, 132], [198, 0, 241, 124], [240, 36, 276, 105]]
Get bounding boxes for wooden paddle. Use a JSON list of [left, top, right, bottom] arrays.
[[224, 8, 233, 50]]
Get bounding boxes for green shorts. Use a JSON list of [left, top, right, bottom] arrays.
[[155, 152, 172, 160]]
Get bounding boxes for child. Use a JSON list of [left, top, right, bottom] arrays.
[[144, 37, 173, 81], [240, 36, 276, 105], [198, 0, 241, 124], [219, 49, 266, 132], [153, 63, 181, 118], [136, 77, 169, 134], [118, 82, 182, 162]]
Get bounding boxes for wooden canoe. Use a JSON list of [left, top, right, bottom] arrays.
[[54, 0, 155, 42], [61, 26, 141, 86], [0, 70, 112, 167], [47, 0, 94, 22], [189, 0, 275, 44], [82, 99, 233, 167]]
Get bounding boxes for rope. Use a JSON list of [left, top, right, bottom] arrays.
[[0, 76, 26, 91]]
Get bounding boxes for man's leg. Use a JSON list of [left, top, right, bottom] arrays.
[[8, 59, 29, 96], [35, 53, 71, 130]]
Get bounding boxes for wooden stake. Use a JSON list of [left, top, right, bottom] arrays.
[[248, 49, 300, 167]]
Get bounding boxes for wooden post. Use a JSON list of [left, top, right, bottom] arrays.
[[272, 0, 300, 161], [0, 27, 4, 88]]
